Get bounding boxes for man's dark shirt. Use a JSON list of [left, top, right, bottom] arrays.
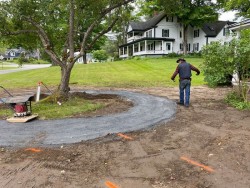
[[171, 61, 200, 80]]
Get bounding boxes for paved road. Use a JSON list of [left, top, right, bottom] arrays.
[[0, 90, 176, 147], [0, 64, 51, 74]]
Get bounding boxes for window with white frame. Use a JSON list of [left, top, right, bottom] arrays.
[[223, 28, 230, 36], [180, 43, 183, 51], [128, 33, 133, 38], [166, 16, 173, 22], [166, 43, 171, 51], [194, 29, 199, 38], [134, 44, 138, 52], [162, 29, 169, 37], [147, 43, 154, 50], [146, 30, 152, 37], [193, 43, 199, 51], [10, 52, 15, 56], [187, 43, 191, 52]]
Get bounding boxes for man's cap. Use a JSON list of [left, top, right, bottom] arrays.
[[176, 58, 186, 63]]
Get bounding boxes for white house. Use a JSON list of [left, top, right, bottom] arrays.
[[227, 19, 250, 37], [119, 12, 235, 58], [74, 52, 94, 63], [5, 47, 40, 60]]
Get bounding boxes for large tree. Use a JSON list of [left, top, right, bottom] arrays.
[[218, 0, 250, 18], [138, 0, 219, 54], [0, 0, 134, 99]]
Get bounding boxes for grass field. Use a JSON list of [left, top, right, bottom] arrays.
[[0, 57, 205, 89]]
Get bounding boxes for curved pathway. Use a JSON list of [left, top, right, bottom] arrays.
[[0, 90, 176, 147]]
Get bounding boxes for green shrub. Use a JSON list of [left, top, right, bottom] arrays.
[[93, 50, 109, 62], [167, 52, 180, 58], [225, 91, 250, 110], [202, 42, 235, 86]]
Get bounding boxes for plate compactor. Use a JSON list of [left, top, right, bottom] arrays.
[[0, 86, 38, 122]]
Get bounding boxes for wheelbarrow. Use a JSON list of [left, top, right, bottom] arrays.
[[0, 86, 38, 122]]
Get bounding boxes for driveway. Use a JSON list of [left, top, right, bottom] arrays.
[[0, 90, 176, 147], [0, 64, 51, 74]]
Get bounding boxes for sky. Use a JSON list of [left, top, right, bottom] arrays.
[[219, 10, 238, 21]]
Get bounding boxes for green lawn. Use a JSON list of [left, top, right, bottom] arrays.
[[0, 57, 205, 89]]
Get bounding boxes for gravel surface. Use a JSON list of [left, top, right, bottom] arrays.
[[0, 90, 176, 147]]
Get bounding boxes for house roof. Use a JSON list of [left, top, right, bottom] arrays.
[[6, 48, 26, 54], [227, 19, 250, 30], [129, 12, 166, 32], [202, 21, 236, 37]]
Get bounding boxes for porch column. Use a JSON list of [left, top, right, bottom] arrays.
[[133, 44, 135, 56], [138, 42, 141, 52], [145, 40, 147, 53], [127, 46, 129, 56]]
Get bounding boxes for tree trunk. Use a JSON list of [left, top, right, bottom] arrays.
[[59, 66, 71, 99], [83, 53, 87, 64], [183, 25, 188, 55]]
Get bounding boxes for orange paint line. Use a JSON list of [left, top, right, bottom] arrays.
[[105, 181, 119, 188], [117, 133, 133, 140], [25, 148, 42, 153], [180, 156, 215, 173]]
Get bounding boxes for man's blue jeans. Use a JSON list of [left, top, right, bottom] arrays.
[[179, 79, 191, 106]]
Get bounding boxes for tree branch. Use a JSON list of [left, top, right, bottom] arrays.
[[100, 0, 134, 16], [23, 16, 64, 67], [79, 0, 133, 56], [87, 17, 119, 50], [1, 30, 37, 36]]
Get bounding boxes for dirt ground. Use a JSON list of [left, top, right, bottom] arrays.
[[0, 86, 250, 188]]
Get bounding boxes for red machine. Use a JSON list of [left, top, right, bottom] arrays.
[[0, 86, 36, 122]]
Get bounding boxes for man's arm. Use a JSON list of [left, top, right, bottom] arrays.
[[171, 66, 179, 80], [190, 64, 200, 75]]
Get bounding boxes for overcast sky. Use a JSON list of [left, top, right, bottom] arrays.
[[219, 10, 238, 21]]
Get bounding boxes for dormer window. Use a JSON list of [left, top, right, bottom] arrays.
[[166, 16, 173, 22]]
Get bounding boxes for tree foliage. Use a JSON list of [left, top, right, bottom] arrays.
[[93, 50, 109, 62], [0, 0, 134, 98], [219, 0, 250, 18], [202, 29, 250, 103]]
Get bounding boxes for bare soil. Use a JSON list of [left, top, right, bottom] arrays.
[[0, 86, 250, 188]]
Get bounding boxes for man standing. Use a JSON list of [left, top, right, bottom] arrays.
[[171, 58, 200, 107]]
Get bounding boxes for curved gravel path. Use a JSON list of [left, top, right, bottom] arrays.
[[0, 90, 176, 147]]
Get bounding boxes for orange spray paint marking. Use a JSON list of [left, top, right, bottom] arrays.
[[105, 181, 119, 188], [180, 156, 215, 173], [117, 133, 133, 140], [25, 148, 42, 153]]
